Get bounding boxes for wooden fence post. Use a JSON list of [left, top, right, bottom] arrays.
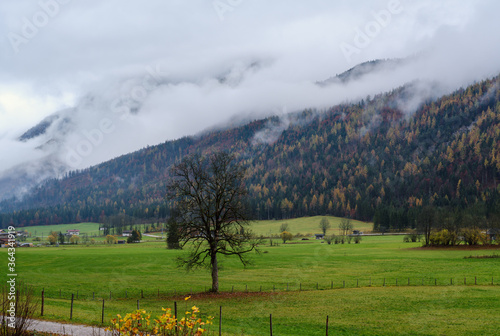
[[101, 299, 105, 324], [219, 306, 222, 336], [141, 290, 144, 299], [326, 315, 329, 336], [137, 300, 140, 310], [41, 290, 44, 316], [270, 314, 273, 336], [70, 293, 74, 319], [174, 301, 177, 318]]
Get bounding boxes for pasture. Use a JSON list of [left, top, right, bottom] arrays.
[[2, 231, 500, 335], [19, 215, 370, 243]]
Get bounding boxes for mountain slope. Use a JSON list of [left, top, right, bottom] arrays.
[[1, 76, 500, 229]]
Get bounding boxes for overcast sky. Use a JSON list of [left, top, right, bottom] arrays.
[[1, 0, 500, 176]]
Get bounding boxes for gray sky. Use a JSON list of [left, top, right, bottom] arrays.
[[1, 0, 500, 174]]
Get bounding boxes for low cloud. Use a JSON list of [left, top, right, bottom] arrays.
[[0, 0, 500, 199]]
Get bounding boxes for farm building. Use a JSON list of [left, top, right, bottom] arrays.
[[487, 229, 498, 241], [0, 231, 16, 247], [315, 234, 324, 240], [66, 229, 80, 236]]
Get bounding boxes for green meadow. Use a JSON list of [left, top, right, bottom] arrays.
[[22, 222, 102, 238], [20, 215, 370, 242], [2, 220, 500, 335], [250, 215, 372, 236]]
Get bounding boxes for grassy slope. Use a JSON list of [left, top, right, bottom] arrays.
[[250, 215, 372, 236], [21, 222, 102, 237], [20, 215, 372, 241]]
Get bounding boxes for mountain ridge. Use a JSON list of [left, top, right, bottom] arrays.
[[1, 74, 500, 230]]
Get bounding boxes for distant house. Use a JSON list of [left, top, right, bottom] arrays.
[[315, 234, 325, 240], [0, 231, 16, 247], [66, 229, 80, 236], [352, 230, 363, 235], [487, 229, 498, 241], [122, 230, 133, 237]]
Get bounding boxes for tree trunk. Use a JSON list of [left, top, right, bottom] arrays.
[[211, 250, 219, 292]]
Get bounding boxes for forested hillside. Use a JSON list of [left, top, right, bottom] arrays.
[[1, 76, 500, 231]]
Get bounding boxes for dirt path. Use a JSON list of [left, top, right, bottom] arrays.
[[27, 319, 108, 335]]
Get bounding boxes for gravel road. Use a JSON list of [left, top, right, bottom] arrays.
[[27, 319, 108, 335]]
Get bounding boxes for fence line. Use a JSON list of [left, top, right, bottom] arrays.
[[35, 276, 499, 302], [33, 277, 499, 336]]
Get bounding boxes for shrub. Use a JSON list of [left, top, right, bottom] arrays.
[[127, 229, 142, 244], [280, 231, 293, 244], [461, 228, 487, 246], [107, 299, 212, 335], [404, 231, 423, 243], [1, 282, 39, 336], [429, 229, 460, 246], [47, 234, 57, 245], [106, 235, 117, 244], [354, 235, 362, 244], [69, 235, 80, 245], [325, 234, 335, 245]]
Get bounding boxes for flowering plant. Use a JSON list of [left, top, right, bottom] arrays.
[[107, 298, 212, 336]]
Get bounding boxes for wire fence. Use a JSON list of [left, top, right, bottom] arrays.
[[37, 275, 499, 302]]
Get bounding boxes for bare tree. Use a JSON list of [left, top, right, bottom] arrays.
[[279, 223, 289, 233], [167, 151, 258, 292], [1, 282, 39, 336], [338, 218, 353, 236], [418, 206, 436, 246], [319, 217, 331, 235]]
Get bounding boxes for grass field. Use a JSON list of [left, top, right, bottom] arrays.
[[2, 231, 500, 335], [20, 215, 371, 244], [4, 216, 500, 335], [250, 215, 372, 236], [39, 287, 500, 336], [21, 222, 102, 238]]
